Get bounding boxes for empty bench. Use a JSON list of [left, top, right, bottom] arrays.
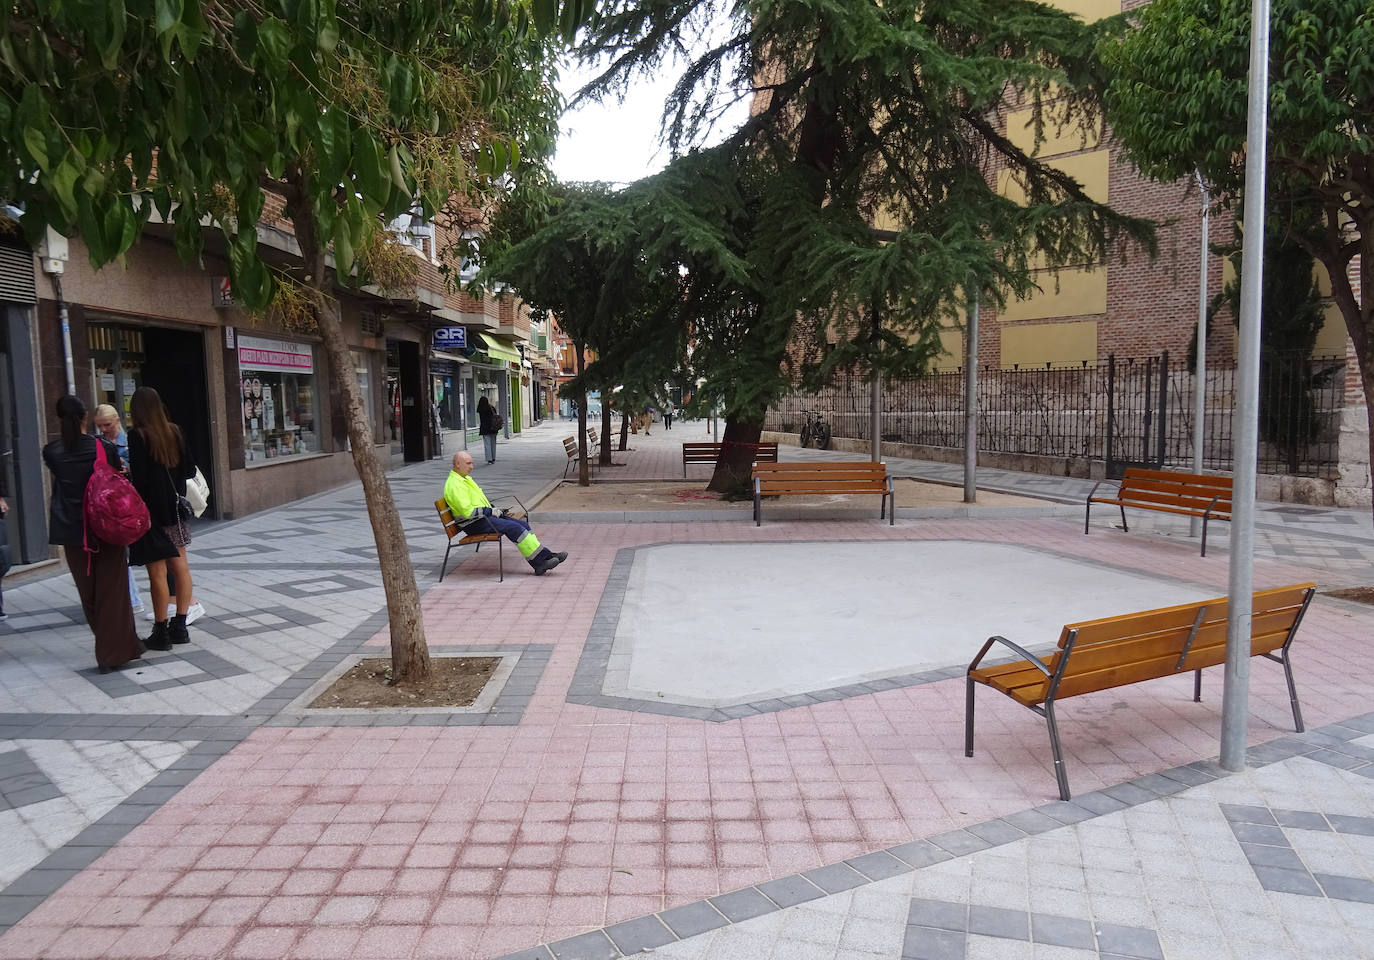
[[1086, 468, 1233, 556], [965, 583, 1315, 800], [683, 441, 779, 477], [561, 436, 594, 479], [751, 461, 894, 526]]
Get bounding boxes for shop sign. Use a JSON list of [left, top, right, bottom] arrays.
[[211, 276, 234, 307], [433, 326, 467, 350], [238, 334, 314, 373]]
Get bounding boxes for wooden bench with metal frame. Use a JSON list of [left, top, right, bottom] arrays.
[[1086, 468, 1233, 556], [683, 441, 779, 477], [964, 583, 1315, 800], [561, 436, 595, 479], [751, 461, 895, 526], [434, 495, 528, 583]]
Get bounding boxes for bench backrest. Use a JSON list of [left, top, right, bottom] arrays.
[[434, 498, 462, 541], [1047, 582, 1314, 700], [1119, 468, 1233, 518], [684, 441, 780, 462], [563, 436, 579, 458], [587, 428, 599, 445], [753, 460, 890, 492]]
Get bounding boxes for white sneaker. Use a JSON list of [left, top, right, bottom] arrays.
[[185, 602, 206, 625], [146, 603, 177, 622]]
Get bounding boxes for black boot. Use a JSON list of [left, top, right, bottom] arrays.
[[144, 620, 172, 652], [168, 613, 190, 645]]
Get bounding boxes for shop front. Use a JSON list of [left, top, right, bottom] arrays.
[[234, 334, 322, 464]]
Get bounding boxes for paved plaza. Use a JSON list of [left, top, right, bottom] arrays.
[[1, 421, 1373, 959]]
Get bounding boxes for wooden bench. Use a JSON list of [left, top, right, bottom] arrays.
[[965, 583, 1315, 800], [1086, 468, 1233, 556], [682, 441, 779, 477], [434, 498, 527, 583], [561, 436, 592, 479], [751, 461, 895, 526]]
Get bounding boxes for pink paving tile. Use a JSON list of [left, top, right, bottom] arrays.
[[429, 896, 492, 926], [394, 868, 449, 894], [0, 924, 63, 960], [223, 870, 289, 897], [312, 896, 378, 926], [256, 896, 324, 925], [288, 926, 361, 959], [280, 870, 341, 896], [413, 926, 483, 958], [351, 924, 423, 959], [443, 869, 502, 895], [199, 897, 267, 926], [107, 926, 180, 959], [77, 897, 150, 926], [372, 896, 436, 925], [476, 924, 546, 958], [38, 927, 122, 960], [229, 926, 303, 959], [335, 868, 396, 895], [354, 845, 410, 869]]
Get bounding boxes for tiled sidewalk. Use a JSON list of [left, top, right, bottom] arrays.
[[0, 421, 1371, 959]]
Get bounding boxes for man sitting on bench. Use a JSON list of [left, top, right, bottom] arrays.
[[443, 451, 569, 575]]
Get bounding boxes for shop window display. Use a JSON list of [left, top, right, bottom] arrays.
[[238, 336, 321, 463]]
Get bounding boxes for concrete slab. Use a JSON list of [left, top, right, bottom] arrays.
[[611, 540, 1217, 706]]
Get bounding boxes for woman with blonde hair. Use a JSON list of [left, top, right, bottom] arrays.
[[126, 386, 196, 649]]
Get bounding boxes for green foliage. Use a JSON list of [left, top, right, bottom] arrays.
[[0, 0, 588, 303], [566, 0, 1155, 422]]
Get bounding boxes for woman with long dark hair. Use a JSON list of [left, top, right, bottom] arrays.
[[42, 395, 143, 671], [127, 387, 196, 649], [477, 395, 498, 463]]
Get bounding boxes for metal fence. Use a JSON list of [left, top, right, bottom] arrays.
[[765, 352, 1347, 477]]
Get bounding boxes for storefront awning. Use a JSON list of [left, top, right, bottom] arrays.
[[477, 333, 521, 364], [432, 350, 469, 364]]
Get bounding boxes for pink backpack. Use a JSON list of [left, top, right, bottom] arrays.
[[84, 442, 151, 549]]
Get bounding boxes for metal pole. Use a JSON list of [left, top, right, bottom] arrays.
[[1191, 174, 1210, 538], [870, 304, 881, 462], [1221, 0, 1271, 773], [964, 285, 979, 502]]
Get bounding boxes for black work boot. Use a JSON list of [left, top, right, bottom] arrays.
[[168, 613, 190, 645], [144, 620, 173, 652]]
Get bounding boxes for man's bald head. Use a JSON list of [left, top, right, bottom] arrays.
[[452, 450, 475, 476]]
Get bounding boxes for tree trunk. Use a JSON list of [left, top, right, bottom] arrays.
[[600, 401, 613, 465], [619, 407, 630, 451], [707, 419, 764, 495], [291, 191, 431, 682], [575, 342, 589, 487]]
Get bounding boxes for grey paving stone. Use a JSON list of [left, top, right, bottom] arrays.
[[1306, 749, 1367, 770], [1100, 782, 1158, 806], [1327, 814, 1374, 837], [908, 898, 967, 932], [1093, 922, 1164, 959], [928, 830, 991, 856], [1036, 801, 1095, 825], [1157, 764, 1218, 787], [658, 901, 729, 938], [1314, 873, 1374, 904], [547, 931, 620, 960], [1070, 792, 1128, 816], [604, 915, 675, 954], [1126, 773, 1189, 797], [1221, 803, 1278, 825], [967, 904, 1028, 940], [902, 924, 965, 960], [846, 851, 911, 881], [1274, 809, 1331, 831], [803, 862, 869, 894], [1241, 843, 1306, 871], [1030, 912, 1095, 949], [758, 875, 825, 909], [1230, 822, 1289, 846], [963, 819, 1026, 846], [0, 896, 46, 927], [3, 869, 77, 897], [887, 840, 953, 868], [709, 887, 778, 922], [492, 947, 555, 960], [1000, 809, 1063, 836], [1252, 865, 1323, 896]]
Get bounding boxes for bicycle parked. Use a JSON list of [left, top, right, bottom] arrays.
[[798, 410, 832, 449]]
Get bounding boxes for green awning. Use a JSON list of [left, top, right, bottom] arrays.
[[478, 333, 521, 364]]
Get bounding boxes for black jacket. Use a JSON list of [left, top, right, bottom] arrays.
[[128, 428, 194, 527], [478, 402, 497, 435], [43, 436, 121, 546]]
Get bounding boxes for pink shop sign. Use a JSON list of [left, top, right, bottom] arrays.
[[237, 335, 314, 374]]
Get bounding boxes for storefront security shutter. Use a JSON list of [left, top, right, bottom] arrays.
[[0, 244, 36, 304]]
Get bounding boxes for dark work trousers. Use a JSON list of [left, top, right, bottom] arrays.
[[64, 543, 143, 670]]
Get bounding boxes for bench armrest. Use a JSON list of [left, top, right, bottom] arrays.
[[1086, 478, 1120, 502], [489, 494, 528, 515], [967, 635, 1052, 676]]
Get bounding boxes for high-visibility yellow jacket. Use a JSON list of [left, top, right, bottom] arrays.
[[443, 471, 493, 524]]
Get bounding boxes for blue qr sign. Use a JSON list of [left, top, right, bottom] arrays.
[[433, 326, 467, 350]]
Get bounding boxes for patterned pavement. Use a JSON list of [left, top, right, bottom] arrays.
[[0, 420, 1371, 959]]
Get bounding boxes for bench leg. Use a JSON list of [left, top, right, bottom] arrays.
[[440, 542, 453, 583], [1194, 669, 1203, 703], [497, 537, 504, 583], [754, 491, 761, 527], [964, 677, 976, 757], [1200, 516, 1208, 557], [1280, 650, 1304, 732], [1044, 701, 1072, 801], [1084, 500, 1092, 535], [1119, 504, 1128, 532]]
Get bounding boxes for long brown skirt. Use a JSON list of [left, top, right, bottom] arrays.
[[64, 543, 143, 670]]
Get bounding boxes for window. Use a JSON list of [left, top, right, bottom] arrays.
[[238, 335, 322, 463]]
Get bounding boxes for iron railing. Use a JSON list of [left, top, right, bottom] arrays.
[[766, 352, 1347, 477]]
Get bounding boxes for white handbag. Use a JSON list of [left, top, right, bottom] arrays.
[[185, 467, 210, 518]]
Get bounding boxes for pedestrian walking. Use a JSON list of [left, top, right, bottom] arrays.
[[42, 395, 143, 671], [477, 395, 498, 463], [126, 387, 197, 650], [93, 404, 144, 615], [443, 451, 568, 575], [664, 402, 675, 430]]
